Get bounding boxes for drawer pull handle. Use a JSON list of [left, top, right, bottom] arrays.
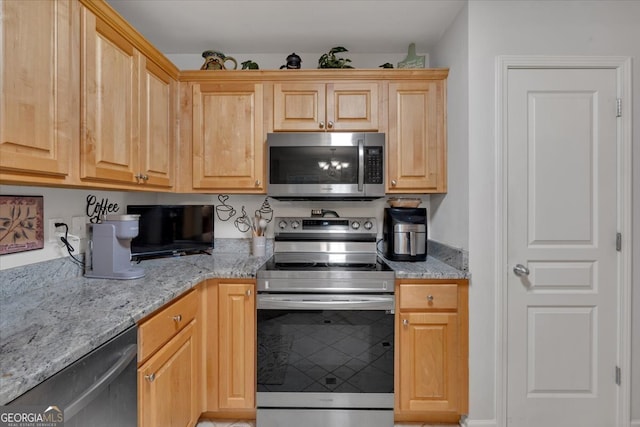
[[403, 319, 409, 326], [145, 373, 155, 382], [427, 295, 434, 302], [172, 314, 182, 322]]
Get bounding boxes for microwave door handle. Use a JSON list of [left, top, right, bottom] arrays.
[[358, 139, 364, 192]]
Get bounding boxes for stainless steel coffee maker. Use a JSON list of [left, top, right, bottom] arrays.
[[85, 214, 145, 280], [383, 207, 427, 261]]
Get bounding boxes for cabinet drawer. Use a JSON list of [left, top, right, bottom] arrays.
[[139, 290, 198, 362], [399, 284, 458, 310]]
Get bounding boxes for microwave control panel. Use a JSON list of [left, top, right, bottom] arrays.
[[364, 147, 383, 184]]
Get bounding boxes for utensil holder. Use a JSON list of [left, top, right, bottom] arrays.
[[252, 236, 266, 257]]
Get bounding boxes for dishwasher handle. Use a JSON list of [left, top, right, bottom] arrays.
[[64, 344, 137, 421]]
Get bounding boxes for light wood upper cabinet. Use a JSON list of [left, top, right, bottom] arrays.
[[0, 0, 79, 184], [80, 4, 176, 189], [81, 10, 140, 185], [188, 81, 264, 192], [396, 279, 468, 424], [140, 60, 176, 188], [273, 81, 379, 131], [387, 80, 447, 193]]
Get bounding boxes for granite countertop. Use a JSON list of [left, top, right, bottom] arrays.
[[0, 240, 467, 404]]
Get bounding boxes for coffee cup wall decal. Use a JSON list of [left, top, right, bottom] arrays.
[[215, 194, 236, 221]]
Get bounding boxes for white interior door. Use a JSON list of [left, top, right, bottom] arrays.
[[506, 67, 619, 426]]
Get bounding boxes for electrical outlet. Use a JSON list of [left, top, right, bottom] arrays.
[[48, 218, 63, 242], [72, 216, 88, 239]]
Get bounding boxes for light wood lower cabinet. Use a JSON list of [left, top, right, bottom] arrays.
[[138, 289, 201, 427], [396, 279, 468, 423], [202, 279, 256, 419]]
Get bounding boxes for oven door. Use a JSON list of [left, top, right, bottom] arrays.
[[266, 132, 385, 200], [256, 293, 395, 411]]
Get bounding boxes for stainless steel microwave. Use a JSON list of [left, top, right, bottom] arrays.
[[267, 132, 385, 200]]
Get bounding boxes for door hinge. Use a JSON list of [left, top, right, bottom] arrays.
[[616, 98, 622, 117], [616, 233, 622, 251], [615, 366, 621, 385]]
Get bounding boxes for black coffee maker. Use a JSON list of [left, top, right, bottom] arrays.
[[383, 208, 427, 261]]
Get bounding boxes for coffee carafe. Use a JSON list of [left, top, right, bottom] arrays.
[[383, 207, 427, 261], [85, 214, 145, 280]]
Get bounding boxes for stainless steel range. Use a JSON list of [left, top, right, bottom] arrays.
[[256, 214, 395, 427]]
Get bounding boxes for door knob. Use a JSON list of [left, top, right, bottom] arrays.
[[513, 264, 530, 277]]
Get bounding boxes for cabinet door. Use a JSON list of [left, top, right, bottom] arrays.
[[81, 9, 140, 184], [398, 312, 460, 413], [140, 58, 175, 188], [273, 82, 325, 131], [327, 82, 379, 131], [1, 0, 76, 181], [139, 322, 198, 427], [218, 282, 255, 410], [192, 82, 264, 191], [388, 81, 446, 193]]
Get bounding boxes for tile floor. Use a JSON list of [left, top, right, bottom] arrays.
[[197, 421, 458, 427]]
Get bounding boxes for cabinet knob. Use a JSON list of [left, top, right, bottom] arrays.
[[403, 319, 409, 326], [246, 289, 252, 297], [319, 121, 325, 129], [172, 314, 182, 322], [255, 180, 261, 187], [327, 121, 334, 129], [391, 180, 397, 187], [145, 373, 155, 382], [143, 174, 149, 181], [427, 295, 434, 302]]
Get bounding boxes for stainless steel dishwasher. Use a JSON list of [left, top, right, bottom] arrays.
[[8, 325, 137, 427]]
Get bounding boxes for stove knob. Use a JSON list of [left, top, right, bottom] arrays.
[[363, 220, 373, 230], [291, 220, 300, 229], [351, 221, 361, 230], [278, 220, 288, 230]]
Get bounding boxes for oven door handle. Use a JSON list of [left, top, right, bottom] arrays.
[[257, 295, 394, 311]]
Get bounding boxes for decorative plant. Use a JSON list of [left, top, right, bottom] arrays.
[[241, 60, 259, 70], [318, 46, 353, 69]]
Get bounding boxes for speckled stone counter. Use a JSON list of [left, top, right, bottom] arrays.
[[0, 240, 270, 405], [384, 255, 469, 280], [0, 239, 467, 404]]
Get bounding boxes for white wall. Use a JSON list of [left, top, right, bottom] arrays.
[[466, 1, 640, 425], [429, 5, 469, 251], [0, 185, 158, 269], [0, 185, 430, 269]]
